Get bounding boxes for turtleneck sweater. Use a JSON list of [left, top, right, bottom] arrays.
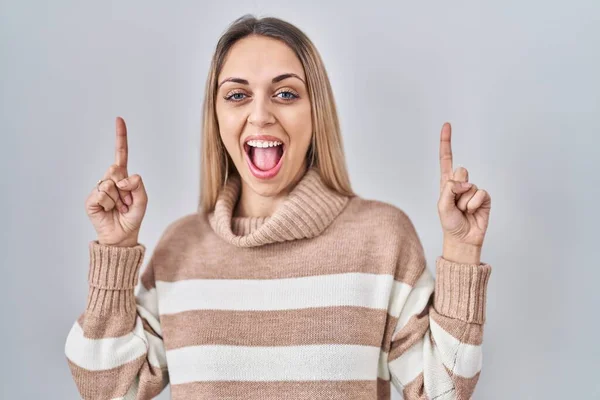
[[65, 167, 492, 400]]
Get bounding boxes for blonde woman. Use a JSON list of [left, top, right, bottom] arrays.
[[65, 14, 492, 400]]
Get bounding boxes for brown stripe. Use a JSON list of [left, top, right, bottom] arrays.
[[66, 354, 165, 399], [444, 364, 481, 399], [171, 379, 379, 400], [161, 306, 388, 350], [402, 372, 428, 399], [381, 314, 398, 353], [154, 235, 423, 285], [139, 259, 156, 290], [155, 238, 394, 282], [430, 307, 484, 345], [387, 302, 430, 361], [377, 377, 391, 400], [136, 362, 170, 399], [76, 310, 136, 339]]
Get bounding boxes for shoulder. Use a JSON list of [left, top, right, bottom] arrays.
[[342, 195, 420, 238], [339, 195, 427, 281], [154, 211, 210, 249]]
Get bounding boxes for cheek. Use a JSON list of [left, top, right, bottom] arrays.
[[216, 107, 247, 148], [217, 106, 245, 132], [280, 105, 312, 145]]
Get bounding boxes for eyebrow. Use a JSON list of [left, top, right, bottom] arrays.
[[217, 73, 305, 89]]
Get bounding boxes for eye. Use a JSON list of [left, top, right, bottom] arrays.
[[275, 90, 300, 101], [224, 91, 248, 102]]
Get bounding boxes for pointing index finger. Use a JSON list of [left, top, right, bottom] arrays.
[[439, 122, 453, 184], [115, 116, 128, 168]]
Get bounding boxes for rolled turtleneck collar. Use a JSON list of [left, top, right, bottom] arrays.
[[207, 167, 351, 247]]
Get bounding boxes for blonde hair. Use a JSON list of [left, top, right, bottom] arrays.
[[199, 14, 354, 213]]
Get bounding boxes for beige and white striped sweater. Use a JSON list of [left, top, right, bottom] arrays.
[[65, 167, 492, 399]]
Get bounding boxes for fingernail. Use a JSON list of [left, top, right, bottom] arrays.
[[121, 205, 128, 213], [117, 180, 127, 188], [125, 194, 132, 205], [462, 182, 473, 188]]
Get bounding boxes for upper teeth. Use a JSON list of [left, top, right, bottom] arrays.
[[247, 140, 282, 148]]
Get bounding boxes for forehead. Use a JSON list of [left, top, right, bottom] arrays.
[[218, 35, 305, 83]]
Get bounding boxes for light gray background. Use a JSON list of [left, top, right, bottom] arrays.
[[1, 1, 598, 399]]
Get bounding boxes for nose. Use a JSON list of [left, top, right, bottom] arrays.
[[247, 96, 275, 128]]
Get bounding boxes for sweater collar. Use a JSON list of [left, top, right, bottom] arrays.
[[208, 167, 350, 247]]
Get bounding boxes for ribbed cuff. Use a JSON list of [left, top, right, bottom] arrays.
[[434, 256, 492, 324], [86, 240, 146, 315]]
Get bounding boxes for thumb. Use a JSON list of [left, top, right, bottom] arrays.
[[439, 179, 472, 213]]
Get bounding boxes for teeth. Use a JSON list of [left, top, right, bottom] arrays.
[[247, 140, 282, 148]]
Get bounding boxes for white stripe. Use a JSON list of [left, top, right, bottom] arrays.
[[65, 319, 148, 370], [146, 330, 168, 369], [166, 344, 380, 384], [377, 350, 390, 380], [430, 317, 482, 378], [423, 330, 455, 398], [392, 268, 434, 338], [387, 279, 413, 318], [135, 283, 159, 319], [387, 337, 424, 387], [156, 272, 394, 315], [65, 316, 166, 370], [135, 285, 163, 336]]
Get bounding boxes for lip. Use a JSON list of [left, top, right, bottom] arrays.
[[242, 135, 286, 180]]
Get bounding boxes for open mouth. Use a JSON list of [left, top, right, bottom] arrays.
[[243, 139, 285, 179]]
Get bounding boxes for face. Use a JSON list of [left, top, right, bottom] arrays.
[[215, 35, 312, 197]]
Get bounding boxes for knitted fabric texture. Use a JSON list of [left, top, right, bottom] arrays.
[[65, 167, 492, 399]]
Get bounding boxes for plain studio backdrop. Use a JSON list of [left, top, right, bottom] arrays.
[[1, 1, 598, 399]]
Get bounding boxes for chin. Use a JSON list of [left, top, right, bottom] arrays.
[[244, 170, 288, 196]]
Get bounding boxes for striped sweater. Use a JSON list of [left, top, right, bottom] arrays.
[[65, 167, 492, 399]]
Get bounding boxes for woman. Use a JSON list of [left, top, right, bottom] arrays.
[[65, 14, 492, 400]]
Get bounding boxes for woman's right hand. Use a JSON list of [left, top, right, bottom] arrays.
[[85, 117, 148, 247]]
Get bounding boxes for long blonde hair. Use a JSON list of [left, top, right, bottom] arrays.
[[199, 14, 354, 213]]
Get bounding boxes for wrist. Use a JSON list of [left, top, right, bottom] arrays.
[[98, 238, 139, 248], [442, 240, 482, 264], [115, 240, 139, 248]]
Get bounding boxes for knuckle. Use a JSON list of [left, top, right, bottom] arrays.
[[99, 191, 115, 204], [96, 190, 106, 200]]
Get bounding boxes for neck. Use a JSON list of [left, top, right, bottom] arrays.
[[233, 164, 308, 218]]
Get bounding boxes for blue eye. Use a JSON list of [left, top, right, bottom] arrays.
[[224, 90, 299, 103], [277, 91, 299, 100], [226, 92, 246, 101]]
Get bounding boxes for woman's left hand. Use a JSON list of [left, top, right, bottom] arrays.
[[437, 122, 491, 253]]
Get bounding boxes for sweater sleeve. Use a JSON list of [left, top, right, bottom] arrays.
[[384, 233, 492, 399], [64, 240, 169, 399]]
